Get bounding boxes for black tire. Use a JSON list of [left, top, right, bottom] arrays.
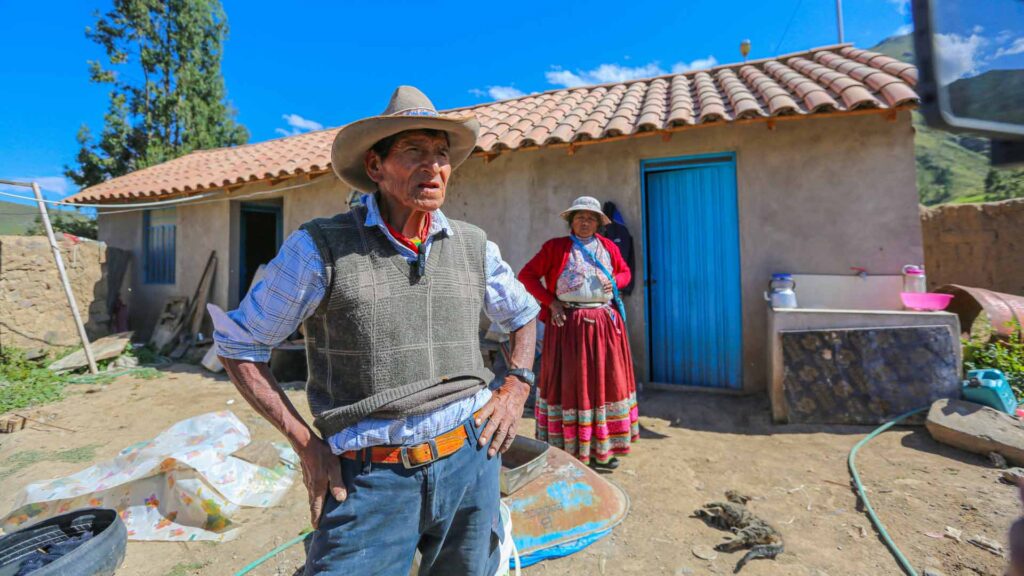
[[0, 508, 127, 576]]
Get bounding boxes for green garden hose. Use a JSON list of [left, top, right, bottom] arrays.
[[848, 406, 929, 576], [233, 530, 312, 576]]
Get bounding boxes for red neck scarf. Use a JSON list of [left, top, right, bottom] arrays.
[[384, 212, 432, 253]]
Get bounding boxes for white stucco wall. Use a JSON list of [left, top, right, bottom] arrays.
[[97, 111, 920, 392], [445, 111, 921, 392]]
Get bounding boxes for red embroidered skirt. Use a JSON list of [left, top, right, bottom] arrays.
[[535, 305, 639, 464]]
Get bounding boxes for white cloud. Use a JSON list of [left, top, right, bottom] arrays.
[[994, 37, 1024, 59], [671, 56, 719, 74], [545, 68, 589, 88], [546, 63, 665, 88], [587, 63, 666, 83], [0, 175, 80, 212], [887, 0, 913, 36], [888, 0, 910, 16], [275, 113, 324, 137], [0, 176, 71, 196], [34, 176, 71, 195], [997, 30, 1015, 44], [468, 85, 527, 101], [935, 33, 987, 83], [545, 56, 717, 89], [487, 86, 526, 100]]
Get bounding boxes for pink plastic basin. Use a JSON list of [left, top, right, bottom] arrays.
[[900, 292, 954, 311]]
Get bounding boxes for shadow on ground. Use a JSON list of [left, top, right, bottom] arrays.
[[638, 388, 906, 436], [898, 428, 993, 467]]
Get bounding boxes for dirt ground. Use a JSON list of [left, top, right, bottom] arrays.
[[0, 364, 1016, 576]]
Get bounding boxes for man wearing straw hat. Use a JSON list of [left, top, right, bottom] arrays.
[[213, 86, 539, 575]]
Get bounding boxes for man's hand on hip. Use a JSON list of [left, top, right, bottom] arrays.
[[219, 358, 345, 529], [475, 377, 530, 458], [296, 437, 346, 528]]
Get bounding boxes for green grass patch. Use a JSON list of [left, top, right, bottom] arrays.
[[0, 349, 70, 413], [165, 561, 210, 576], [0, 347, 161, 414], [963, 325, 1024, 398], [0, 200, 40, 235], [0, 443, 101, 480], [0, 199, 96, 236], [953, 193, 989, 204], [126, 344, 160, 365]]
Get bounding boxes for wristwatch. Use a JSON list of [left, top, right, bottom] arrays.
[[507, 368, 536, 387]]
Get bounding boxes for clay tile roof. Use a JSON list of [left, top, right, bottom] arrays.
[[68, 43, 917, 204]]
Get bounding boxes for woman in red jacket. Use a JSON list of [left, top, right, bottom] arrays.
[[519, 196, 639, 470]]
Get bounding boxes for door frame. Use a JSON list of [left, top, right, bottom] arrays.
[[238, 202, 284, 301], [639, 151, 742, 387]]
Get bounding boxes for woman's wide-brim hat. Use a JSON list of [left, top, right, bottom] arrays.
[[560, 196, 611, 226], [331, 85, 480, 192]]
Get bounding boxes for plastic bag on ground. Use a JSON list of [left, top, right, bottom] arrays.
[[1, 411, 298, 542]]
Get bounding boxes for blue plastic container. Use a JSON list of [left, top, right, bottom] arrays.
[[962, 369, 1018, 415]]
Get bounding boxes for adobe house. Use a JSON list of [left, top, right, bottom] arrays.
[[67, 43, 923, 394]]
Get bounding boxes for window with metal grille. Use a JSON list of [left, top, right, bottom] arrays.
[[143, 208, 177, 284]]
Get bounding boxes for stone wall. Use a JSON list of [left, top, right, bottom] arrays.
[[0, 235, 121, 352], [921, 198, 1024, 295]]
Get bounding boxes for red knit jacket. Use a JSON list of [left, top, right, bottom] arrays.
[[518, 235, 632, 324]]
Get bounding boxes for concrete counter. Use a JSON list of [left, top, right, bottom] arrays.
[[768, 307, 961, 424]]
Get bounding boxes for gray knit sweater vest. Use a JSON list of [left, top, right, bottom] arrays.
[[299, 205, 493, 439]]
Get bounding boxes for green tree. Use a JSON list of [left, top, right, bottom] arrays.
[[916, 153, 953, 205], [65, 0, 248, 188], [983, 168, 1024, 202], [26, 212, 99, 240]]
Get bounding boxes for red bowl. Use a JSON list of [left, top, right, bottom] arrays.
[[900, 292, 954, 311]]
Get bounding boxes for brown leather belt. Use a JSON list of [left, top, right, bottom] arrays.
[[341, 411, 482, 469]]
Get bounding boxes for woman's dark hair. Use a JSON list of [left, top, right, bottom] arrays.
[[370, 129, 449, 160]]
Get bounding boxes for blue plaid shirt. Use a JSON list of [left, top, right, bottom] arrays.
[[210, 194, 539, 454]]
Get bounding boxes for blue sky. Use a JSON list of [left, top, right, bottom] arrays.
[[0, 0, 1006, 211]]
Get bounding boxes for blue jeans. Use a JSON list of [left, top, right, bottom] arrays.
[[304, 417, 502, 576]]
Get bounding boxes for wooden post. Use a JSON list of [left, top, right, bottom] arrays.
[[31, 182, 99, 374]]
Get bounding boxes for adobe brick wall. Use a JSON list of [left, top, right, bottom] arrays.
[[921, 198, 1024, 295], [0, 235, 115, 352]]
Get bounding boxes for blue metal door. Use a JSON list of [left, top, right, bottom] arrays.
[[643, 154, 742, 389]]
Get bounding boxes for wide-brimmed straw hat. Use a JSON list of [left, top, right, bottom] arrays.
[[331, 85, 480, 192], [560, 196, 611, 226]]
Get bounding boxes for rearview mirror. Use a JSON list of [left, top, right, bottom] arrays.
[[912, 0, 1024, 166]]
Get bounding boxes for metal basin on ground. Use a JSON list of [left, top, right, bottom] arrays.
[[500, 436, 550, 496], [502, 446, 629, 566]]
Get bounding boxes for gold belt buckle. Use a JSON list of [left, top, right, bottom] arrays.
[[401, 438, 439, 469]]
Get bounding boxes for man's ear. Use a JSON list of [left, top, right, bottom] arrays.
[[364, 151, 382, 184]]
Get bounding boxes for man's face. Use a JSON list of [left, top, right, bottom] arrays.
[[365, 130, 451, 212]]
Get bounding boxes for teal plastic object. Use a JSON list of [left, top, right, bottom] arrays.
[[962, 369, 1018, 414]]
